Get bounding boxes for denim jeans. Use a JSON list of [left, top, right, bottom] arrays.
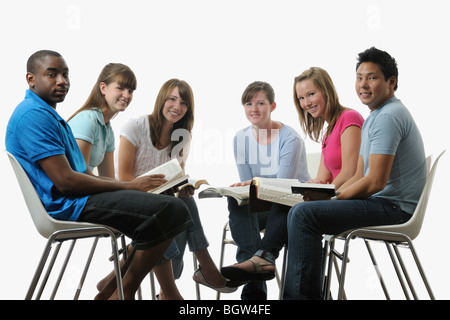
[[171, 196, 210, 279], [254, 203, 291, 264], [283, 197, 411, 300], [228, 197, 269, 299], [78, 190, 193, 250]]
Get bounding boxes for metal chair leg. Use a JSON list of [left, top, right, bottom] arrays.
[[50, 239, 77, 299], [193, 254, 201, 300], [364, 240, 391, 299], [74, 237, 100, 300]]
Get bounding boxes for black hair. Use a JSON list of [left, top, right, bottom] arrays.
[[27, 50, 62, 74], [356, 47, 398, 91]]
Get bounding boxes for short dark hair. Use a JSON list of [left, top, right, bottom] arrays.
[[27, 50, 62, 74], [356, 47, 398, 91], [241, 81, 275, 105]]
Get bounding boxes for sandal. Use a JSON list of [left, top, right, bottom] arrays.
[[193, 265, 238, 293], [220, 257, 275, 281]]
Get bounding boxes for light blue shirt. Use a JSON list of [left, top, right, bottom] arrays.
[[68, 109, 115, 171], [360, 96, 426, 214], [6, 90, 89, 221], [233, 124, 310, 182]]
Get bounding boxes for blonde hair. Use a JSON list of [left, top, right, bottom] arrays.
[[68, 63, 136, 121], [293, 67, 346, 142]]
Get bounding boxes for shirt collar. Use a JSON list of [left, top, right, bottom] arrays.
[[25, 89, 64, 122], [91, 108, 111, 128]]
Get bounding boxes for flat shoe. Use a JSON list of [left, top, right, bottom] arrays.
[[193, 265, 238, 293], [221, 257, 275, 281]]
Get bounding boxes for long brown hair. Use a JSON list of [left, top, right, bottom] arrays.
[[67, 63, 136, 121], [293, 67, 346, 142], [149, 79, 194, 155]]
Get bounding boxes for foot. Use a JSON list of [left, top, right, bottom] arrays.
[[193, 265, 238, 293], [221, 256, 275, 281]]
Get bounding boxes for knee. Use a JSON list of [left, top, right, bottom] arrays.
[[288, 203, 312, 227], [167, 197, 191, 221]]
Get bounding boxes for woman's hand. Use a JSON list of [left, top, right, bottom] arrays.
[[177, 186, 195, 198], [229, 180, 252, 187]]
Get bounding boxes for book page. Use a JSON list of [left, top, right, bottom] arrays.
[[138, 158, 183, 181]]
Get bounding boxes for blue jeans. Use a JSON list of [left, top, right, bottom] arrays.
[[171, 196, 210, 279], [284, 197, 411, 300], [228, 197, 269, 300]]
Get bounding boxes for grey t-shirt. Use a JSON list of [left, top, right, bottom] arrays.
[[360, 96, 426, 214]]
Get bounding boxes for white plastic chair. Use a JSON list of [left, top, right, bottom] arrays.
[[6, 151, 125, 300], [322, 150, 445, 300]]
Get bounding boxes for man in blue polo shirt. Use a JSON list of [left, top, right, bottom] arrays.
[[6, 50, 192, 299], [283, 47, 427, 299]]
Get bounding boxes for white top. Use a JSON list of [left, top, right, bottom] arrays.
[[117, 115, 191, 177]]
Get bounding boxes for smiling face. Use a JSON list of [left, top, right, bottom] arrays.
[[100, 81, 134, 114], [26, 55, 70, 108], [355, 62, 396, 111], [295, 79, 327, 120], [243, 90, 276, 128], [162, 87, 188, 125]]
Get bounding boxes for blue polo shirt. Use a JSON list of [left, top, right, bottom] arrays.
[[6, 90, 89, 221]]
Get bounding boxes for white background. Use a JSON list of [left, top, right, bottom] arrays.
[[0, 0, 449, 300]]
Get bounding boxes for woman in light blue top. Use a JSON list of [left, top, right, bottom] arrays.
[[222, 81, 310, 300], [68, 63, 136, 178]]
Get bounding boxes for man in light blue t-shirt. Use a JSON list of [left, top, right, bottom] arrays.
[[284, 47, 426, 300]]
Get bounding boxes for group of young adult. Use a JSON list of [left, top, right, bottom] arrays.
[[5, 46, 426, 300]]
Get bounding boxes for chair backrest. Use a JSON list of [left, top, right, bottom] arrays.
[[6, 151, 98, 239], [370, 150, 445, 240], [306, 152, 321, 178]]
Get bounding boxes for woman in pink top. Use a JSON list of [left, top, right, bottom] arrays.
[[294, 67, 364, 193]]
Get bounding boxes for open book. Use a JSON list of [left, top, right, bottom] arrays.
[[251, 177, 335, 207], [138, 159, 189, 194], [178, 178, 210, 191], [198, 185, 250, 205]]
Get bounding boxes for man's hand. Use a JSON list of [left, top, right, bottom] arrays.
[[130, 174, 167, 192]]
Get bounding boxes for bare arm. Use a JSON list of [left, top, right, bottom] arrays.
[[38, 154, 167, 196], [337, 154, 394, 200], [331, 125, 361, 189], [311, 153, 333, 184], [97, 151, 115, 179], [117, 136, 138, 182]]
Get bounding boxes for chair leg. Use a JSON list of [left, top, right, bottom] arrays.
[[337, 236, 353, 300], [385, 242, 411, 299], [50, 239, 77, 299], [26, 239, 61, 300], [278, 246, 287, 300], [323, 238, 335, 300], [392, 244, 418, 299], [108, 233, 124, 300], [397, 241, 435, 299], [149, 271, 157, 300], [74, 237, 100, 300], [364, 240, 391, 299], [216, 224, 228, 300]]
